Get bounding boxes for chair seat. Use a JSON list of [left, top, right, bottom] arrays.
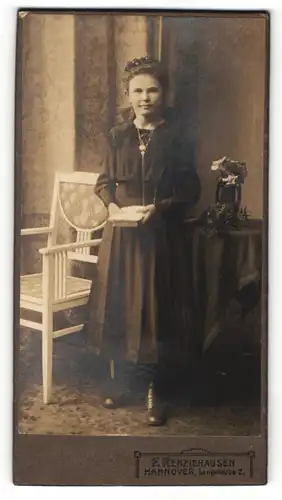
[[20, 273, 92, 304]]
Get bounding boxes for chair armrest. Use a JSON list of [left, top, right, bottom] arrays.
[[21, 227, 53, 236], [39, 238, 102, 256]]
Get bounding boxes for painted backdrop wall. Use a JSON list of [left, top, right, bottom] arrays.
[[20, 13, 267, 272], [162, 15, 267, 217]]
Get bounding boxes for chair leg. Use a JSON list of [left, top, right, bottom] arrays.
[[42, 309, 53, 404]]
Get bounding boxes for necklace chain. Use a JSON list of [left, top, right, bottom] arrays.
[[136, 128, 154, 155]]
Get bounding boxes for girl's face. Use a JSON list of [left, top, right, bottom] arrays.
[[128, 73, 163, 119]]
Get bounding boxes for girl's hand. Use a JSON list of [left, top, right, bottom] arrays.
[[141, 204, 156, 223], [133, 206, 147, 214]]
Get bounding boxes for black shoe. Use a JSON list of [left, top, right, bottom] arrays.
[[102, 378, 132, 409], [101, 377, 120, 409], [102, 396, 119, 409], [101, 360, 133, 409], [146, 381, 166, 426]]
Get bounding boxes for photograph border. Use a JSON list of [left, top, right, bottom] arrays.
[[13, 8, 270, 486]]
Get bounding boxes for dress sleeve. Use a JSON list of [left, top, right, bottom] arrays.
[[94, 130, 117, 207], [155, 137, 201, 213]]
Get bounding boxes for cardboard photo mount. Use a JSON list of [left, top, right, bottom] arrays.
[[13, 9, 269, 486]]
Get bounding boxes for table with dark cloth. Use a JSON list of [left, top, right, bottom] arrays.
[[166, 219, 262, 358]]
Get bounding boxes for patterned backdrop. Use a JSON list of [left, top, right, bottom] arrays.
[[75, 14, 149, 172]]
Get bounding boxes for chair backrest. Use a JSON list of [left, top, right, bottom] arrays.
[[48, 171, 108, 262]]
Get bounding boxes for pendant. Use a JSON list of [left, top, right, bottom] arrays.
[[139, 144, 146, 153]]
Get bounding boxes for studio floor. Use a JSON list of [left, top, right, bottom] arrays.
[[16, 328, 261, 437]]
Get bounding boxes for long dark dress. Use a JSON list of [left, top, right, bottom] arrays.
[[88, 119, 201, 364]]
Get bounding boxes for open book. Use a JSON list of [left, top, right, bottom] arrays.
[[108, 206, 145, 227]]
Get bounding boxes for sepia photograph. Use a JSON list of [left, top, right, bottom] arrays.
[[13, 9, 269, 485]]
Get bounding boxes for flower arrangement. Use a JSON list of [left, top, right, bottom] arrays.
[[211, 156, 247, 186], [199, 157, 250, 234]]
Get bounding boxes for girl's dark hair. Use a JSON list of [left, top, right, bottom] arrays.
[[123, 56, 168, 93]]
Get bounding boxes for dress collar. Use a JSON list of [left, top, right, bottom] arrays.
[[132, 118, 166, 131]]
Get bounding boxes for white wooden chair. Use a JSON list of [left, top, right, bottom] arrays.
[[20, 171, 108, 404]]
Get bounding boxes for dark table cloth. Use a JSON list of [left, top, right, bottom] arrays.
[[167, 219, 262, 355]]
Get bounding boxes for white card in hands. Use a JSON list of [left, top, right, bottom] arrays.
[[108, 205, 146, 226]]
